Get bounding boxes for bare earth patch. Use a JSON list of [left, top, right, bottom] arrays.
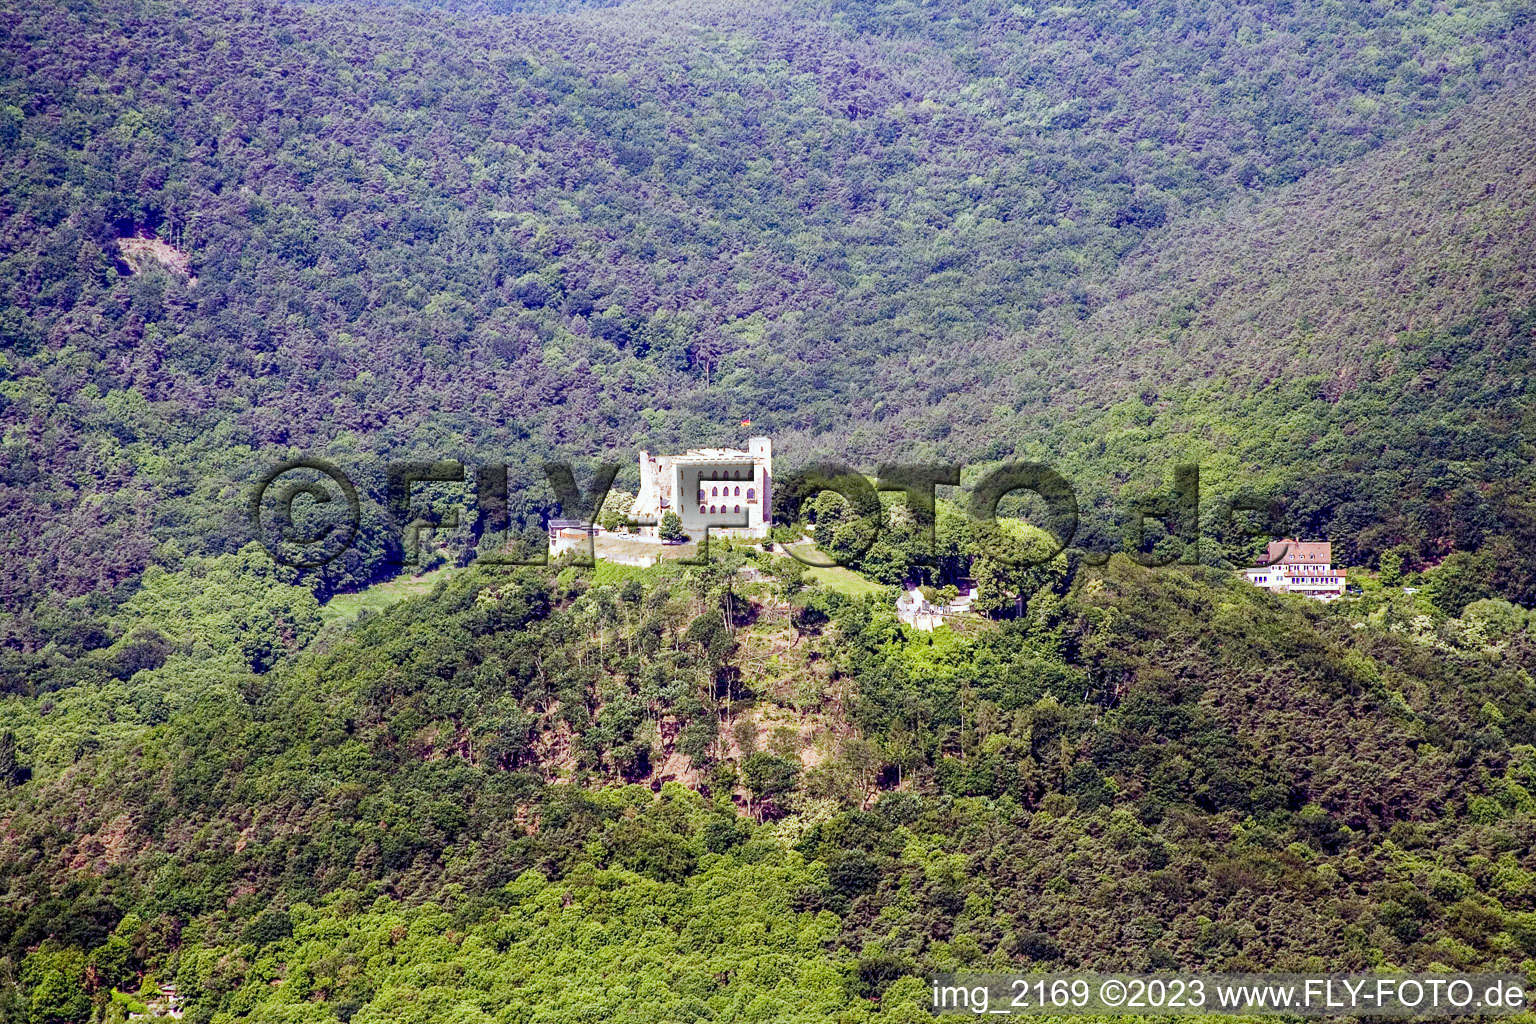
[[117, 235, 196, 284]]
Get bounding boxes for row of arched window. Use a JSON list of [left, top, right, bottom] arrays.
[[698, 486, 754, 499]]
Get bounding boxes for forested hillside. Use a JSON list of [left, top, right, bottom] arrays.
[[927, 78, 1536, 583], [4, 0, 1536, 638], [7, 552, 1536, 1021], [7, 0, 1536, 1019]]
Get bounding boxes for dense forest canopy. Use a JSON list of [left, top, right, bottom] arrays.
[[3, 0, 1536, 633], [5, 0, 1536, 1019], [9, 550, 1536, 1021]]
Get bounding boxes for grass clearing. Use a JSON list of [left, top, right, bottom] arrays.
[[570, 560, 676, 587], [807, 564, 886, 598], [321, 566, 456, 624], [782, 544, 886, 597]]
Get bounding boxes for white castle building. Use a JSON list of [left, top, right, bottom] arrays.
[[1245, 539, 1346, 601], [632, 437, 772, 538]]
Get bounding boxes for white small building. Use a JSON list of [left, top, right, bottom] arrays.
[[632, 437, 772, 539], [896, 588, 944, 632], [896, 585, 977, 631], [548, 519, 598, 560], [128, 983, 184, 1020], [1245, 539, 1345, 601]]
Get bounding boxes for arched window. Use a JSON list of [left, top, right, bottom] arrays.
[[734, 504, 741, 514], [733, 486, 740, 496], [747, 488, 755, 499], [709, 505, 716, 514], [697, 491, 705, 503], [711, 486, 718, 496]]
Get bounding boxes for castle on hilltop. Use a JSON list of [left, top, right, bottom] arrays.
[[1244, 539, 1345, 600], [632, 437, 772, 539]]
